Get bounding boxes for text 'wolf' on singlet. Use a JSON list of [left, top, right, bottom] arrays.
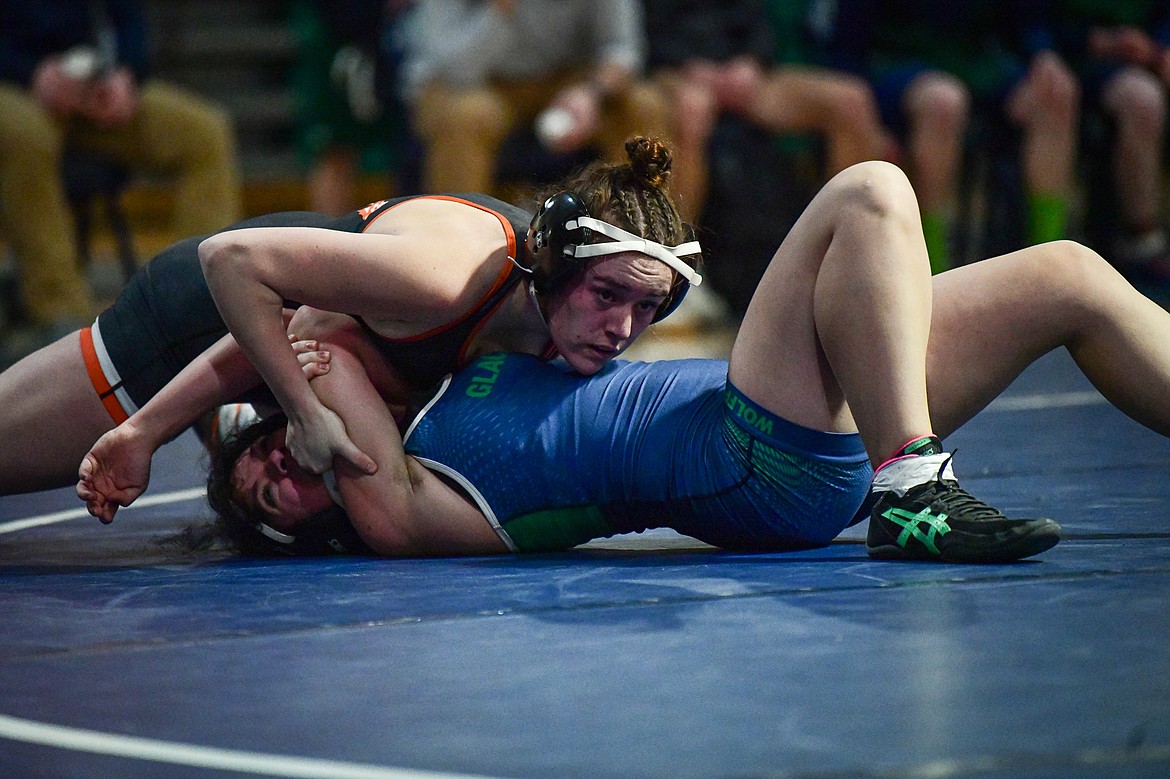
[[349, 194, 538, 388]]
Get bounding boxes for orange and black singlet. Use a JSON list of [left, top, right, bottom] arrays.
[[351, 194, 536, 388], [86, 194, 536, 422]]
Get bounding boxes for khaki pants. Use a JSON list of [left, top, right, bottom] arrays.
[[0, 81, 241, 324], [413, 73, 669, 196]]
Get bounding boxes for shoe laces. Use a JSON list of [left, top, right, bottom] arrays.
[[913, 453, 1007, 521]]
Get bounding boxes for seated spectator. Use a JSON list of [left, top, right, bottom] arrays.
[[400, 0, 670, 198], [289, 0, 411, 215], [644, 0, 893, 222], [1035, 0, 1170, 282], [0, 0, 241, 357], [822, 0, 1079, 272]]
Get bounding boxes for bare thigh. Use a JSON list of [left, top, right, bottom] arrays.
[[729, 161, 933, 439], [727, 170, 854, 432], [925, 243, 1086, 436], [0, 333, 117, 494]]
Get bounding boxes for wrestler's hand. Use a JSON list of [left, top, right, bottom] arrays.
[[76, 424, 153, 524], [285, 403, 377, 476], [289, 335, 331, 380]]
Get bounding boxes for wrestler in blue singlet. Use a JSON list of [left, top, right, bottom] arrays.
[[403, 353, 874, 553]]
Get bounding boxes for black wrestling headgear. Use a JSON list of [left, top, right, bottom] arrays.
[[255, 504, 373, 556], [523, 191, 703, 322]]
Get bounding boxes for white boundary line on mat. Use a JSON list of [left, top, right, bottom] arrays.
[[986, 390, 1106, 413], [0, 713, 501, 779], [0, 487, 206, 535]]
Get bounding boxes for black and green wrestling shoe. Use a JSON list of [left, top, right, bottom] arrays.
[[866, 453, 1061, 563]]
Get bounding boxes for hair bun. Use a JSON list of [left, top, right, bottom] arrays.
[[625, 136, 672, 189]]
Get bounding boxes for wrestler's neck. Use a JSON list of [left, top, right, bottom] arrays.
[[464, 279, 552, 360]]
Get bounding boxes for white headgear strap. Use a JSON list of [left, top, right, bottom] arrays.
[[254, 471, 344, 546], [257, 522, 296, 544], [566, 216, 703, 286]]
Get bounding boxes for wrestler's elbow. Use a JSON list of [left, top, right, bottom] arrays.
[[339, 465, 429, 557], [198, 233, 263, 284], [350, 503, 431, 558], [198, 234, 236, 276]]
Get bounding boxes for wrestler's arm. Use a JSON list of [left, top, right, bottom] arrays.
[[197, 226, 470, 476], [311, 342, 508, 557], [76, 325, 326, 523]]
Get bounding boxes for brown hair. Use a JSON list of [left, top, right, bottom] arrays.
[[539, 135, 697, 259], [205, 414, 371, 557]]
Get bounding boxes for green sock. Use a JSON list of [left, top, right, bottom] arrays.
[[921, 212, 950, 274], [1026, 191, 1068, 245]]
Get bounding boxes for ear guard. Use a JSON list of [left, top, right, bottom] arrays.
[[253, 471, 372, 556], [255, 504, 373, 556], [524, 191, 593, 295], [524, 191, 702, 322]]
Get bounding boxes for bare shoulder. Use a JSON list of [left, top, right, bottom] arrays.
[[359, 198, 520, 329], [363, 197, 513, 246]]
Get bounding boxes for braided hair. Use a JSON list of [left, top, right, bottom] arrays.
[[538, 136, 694, 253], [529, 136, 701, 315]]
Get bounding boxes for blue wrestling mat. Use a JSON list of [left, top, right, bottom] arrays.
[[0, 349, 1167, 778]]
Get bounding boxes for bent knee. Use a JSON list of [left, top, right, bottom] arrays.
[[1029, 240, 1123, 303], [1031, 58, 1080, 109], [827, 160, 916, 220], [671, 84, 718, 141], [831, 82, 883, 128], [186, 107, 237, 162], [1105, 69, 1166, 129], [905, 73, 970, 131], [416, 87, 509, 140], [610, 82, 669, 134]]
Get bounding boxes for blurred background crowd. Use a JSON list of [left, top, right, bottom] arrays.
[[2, 0, 1169, 366]]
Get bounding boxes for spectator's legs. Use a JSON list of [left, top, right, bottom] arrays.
[[73, 82, 242, 236], [1100, 66, 1167, 269], [901, 72, 969, 273], [654, 72, 718, 223], [596, 81, 671, 170], [413, 83, 513, 195], [748, 66, 892, 177], [0, 84, 96, 329], [308, 149, 359, 216], [1006, 55, 1079, 246]]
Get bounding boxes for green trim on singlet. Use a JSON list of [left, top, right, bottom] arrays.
[[503, 505, 613, 552], [721, 415, 830, 493]]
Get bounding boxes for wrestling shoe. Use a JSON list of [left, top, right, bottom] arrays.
[[866, 450, 1061, 563]]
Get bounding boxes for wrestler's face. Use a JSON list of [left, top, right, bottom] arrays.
[[546, 252, 672, 374], [231, 428, 334, 529]]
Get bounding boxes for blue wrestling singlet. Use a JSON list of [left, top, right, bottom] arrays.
[[402, 354, 874, 552]]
